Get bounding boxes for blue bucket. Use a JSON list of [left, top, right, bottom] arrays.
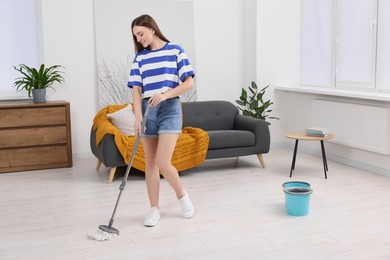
[[284, 187, 313, 216], [282, 181, 310, 188]]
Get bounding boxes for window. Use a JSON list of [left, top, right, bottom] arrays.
[[300, 0, 389, 92], [335, 0, 377, 89], [376, 0, 390, 91], [0, 0, 41, 100]]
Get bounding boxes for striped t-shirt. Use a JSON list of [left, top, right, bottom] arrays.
[[128, 42, 195, 99]]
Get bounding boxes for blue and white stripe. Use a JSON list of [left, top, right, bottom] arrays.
[[128, 43, 195, 99]]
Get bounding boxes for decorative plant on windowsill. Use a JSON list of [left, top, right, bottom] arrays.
[[235, 81, 279, 124], [13, 64, 65, 103]]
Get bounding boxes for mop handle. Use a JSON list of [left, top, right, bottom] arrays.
[[106, 105, 151, 228], [119, 104, 151, 191]]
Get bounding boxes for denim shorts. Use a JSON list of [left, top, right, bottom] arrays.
[[142, 97, 182, 138]]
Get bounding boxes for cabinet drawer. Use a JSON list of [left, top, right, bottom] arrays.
[[0, 146, 69, 169], [0, 126, 67, 148], [0, 106, 66, 128]]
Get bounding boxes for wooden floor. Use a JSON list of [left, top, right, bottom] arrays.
[[1, 147, 390, 259]]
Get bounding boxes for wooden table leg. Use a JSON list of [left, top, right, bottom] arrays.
[[96, 160, 102, 171]]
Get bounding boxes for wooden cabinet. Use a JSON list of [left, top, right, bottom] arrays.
[[0, 100, 72, 173]]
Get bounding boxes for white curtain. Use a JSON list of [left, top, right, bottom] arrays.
[[300, 0, 333, 87]]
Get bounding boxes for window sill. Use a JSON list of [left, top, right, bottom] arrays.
[[274, 86, 390, 102]]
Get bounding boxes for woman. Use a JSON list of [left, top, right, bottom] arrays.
[[128, 14, 195, 227]]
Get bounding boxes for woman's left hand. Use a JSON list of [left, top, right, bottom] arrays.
[[149, 93, 167, 107]]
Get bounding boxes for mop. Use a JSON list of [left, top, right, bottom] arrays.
[[88, 105, 150, 241]]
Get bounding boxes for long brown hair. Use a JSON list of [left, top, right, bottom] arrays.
[[131, 14, 170, 53]]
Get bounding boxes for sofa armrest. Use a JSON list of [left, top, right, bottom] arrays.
[[90, 126, 126, 167], [234, 114, 270, 154]]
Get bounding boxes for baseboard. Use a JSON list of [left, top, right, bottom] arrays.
[[271, 141, 286, 148], [72, 151, 95, 159]]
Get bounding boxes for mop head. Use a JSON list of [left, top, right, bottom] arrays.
[[88, 229, 118, 241]]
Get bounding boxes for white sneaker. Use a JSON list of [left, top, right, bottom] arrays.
[[179, 191, 195, 219], [144, 207, 160, 227]]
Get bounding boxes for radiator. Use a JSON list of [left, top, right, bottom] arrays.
[[311, 99, 390, 155]]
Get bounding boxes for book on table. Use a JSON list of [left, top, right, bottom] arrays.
[[305, 127, 331, 137]]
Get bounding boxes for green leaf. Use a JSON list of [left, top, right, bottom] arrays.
[[241, 88, 247, 99], [249, 86, 256, 95], [251, 81, 257, 89], [236, 100, 245, 106], [260, 85, 269, 92], [249, 100, 258, 110]]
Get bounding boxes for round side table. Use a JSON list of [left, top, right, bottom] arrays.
[[285, 131, 335, 179]]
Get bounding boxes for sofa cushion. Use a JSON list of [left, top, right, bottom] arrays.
[[207, 130, 255, 149], [106, 104, 136, 136], [182, 101, 239, 130]]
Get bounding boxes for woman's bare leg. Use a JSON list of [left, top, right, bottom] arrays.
[[156, 134, 185, 199], [142, 137, 160, 208]]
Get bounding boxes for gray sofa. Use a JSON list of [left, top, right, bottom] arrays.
[[91, 100, 270, 183]]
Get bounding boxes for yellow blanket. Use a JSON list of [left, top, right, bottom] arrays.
[[93, 104, 209, 172]]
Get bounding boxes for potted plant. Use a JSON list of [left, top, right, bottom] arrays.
[[13, 64, 65, 103], [235, 81, 279, 124]]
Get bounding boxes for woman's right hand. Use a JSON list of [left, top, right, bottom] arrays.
[[132, 86, 144, 136], [133, 119, 142, 136]]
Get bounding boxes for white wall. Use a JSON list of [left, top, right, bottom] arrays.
[[243, 0, 257, 84], [192, 0, 244, 102], [41, 0, 98, 157], [257, 0, 300, 144], [40, 0, 245, 157]]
